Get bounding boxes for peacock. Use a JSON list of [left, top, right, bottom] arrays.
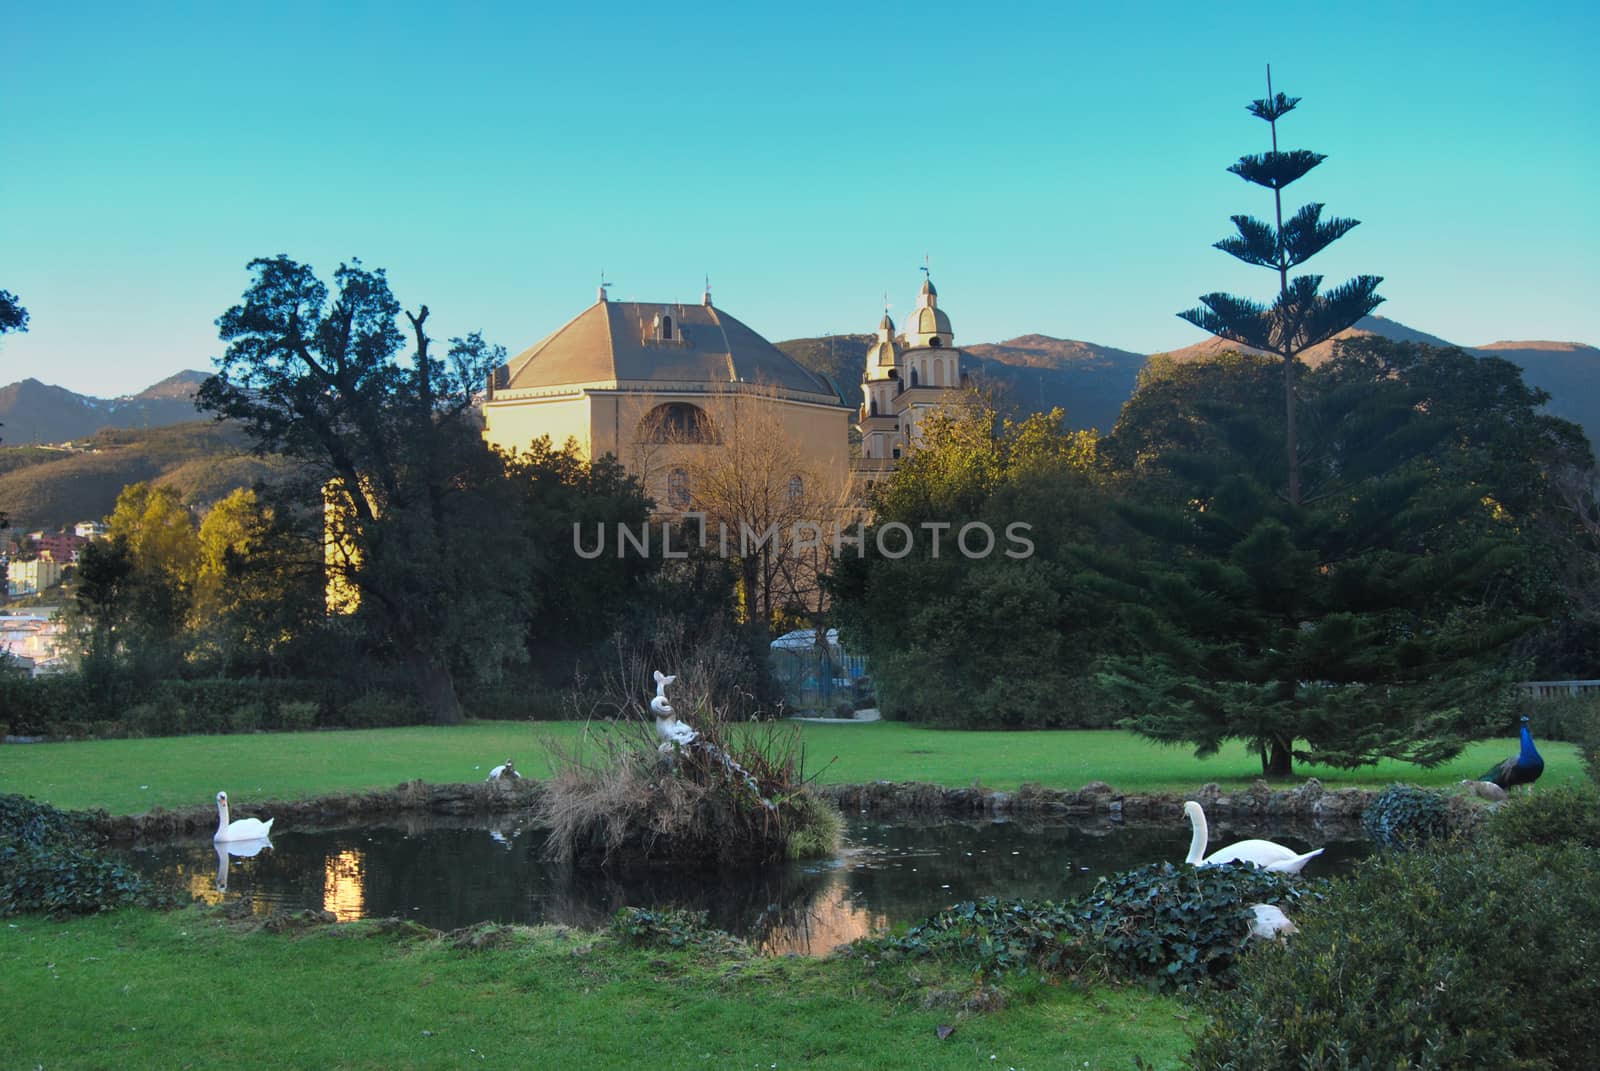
[[1480, 714, 1544, 791]]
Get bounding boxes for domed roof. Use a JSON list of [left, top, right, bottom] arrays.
[[907, 304, 953, 338], [864, 336, 901, 375], [498, 299, 842, 404]]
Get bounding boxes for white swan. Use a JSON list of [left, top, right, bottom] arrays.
[[1247, 903, 1297, 939], [1183, 800, 1323, 874], [487, 758, 519, 781], [214, 790, 275, 842]]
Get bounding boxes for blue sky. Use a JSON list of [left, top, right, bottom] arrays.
[[3, 1, 1595, 396]]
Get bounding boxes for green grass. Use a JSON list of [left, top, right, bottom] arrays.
[[0, 720, 1585, 816], [0, 907, 1192, 1070]]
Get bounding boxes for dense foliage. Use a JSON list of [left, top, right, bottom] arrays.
[[1190, 801, 1600, 1069], [0, 795, 172, 917], [832, 395, 1131, 727], [1360, 784, 1454, 849], [1103, 345, 1559, 776], [873, 860, 1319, 991]]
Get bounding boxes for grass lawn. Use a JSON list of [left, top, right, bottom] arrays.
[[0, 720, 1585, 816], [0, 907, 1193, 1070]]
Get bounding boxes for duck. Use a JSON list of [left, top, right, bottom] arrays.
[[214, 790, 275, 843], [1183, 800, 1323, 874], [1480, 714, 1544, 791], [487, 758, 519, 781]]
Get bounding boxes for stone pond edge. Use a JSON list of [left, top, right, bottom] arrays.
[[74, 776, 1417, 840]]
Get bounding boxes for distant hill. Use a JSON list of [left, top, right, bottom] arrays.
[[0, 370, 210, 445], [0, 421, 295, 532], [774, 335, 873, 409], [777, 332, 1146, 432], [1157, 316, 1600, 446], [963, 335, 1146, 433]]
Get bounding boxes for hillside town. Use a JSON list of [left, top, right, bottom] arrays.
[[0, 521, 101, 674]]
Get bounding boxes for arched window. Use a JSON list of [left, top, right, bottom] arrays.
[[910, 367, 919, 387], [639, 403, 718, 444], [868, 399, 878, 416], [667, 468, 690, 510], [661, 314, 673, 340], [788, 475, 804, 501]]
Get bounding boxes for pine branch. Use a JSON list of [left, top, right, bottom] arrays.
[[1178, 294, 1275, 352], [1247, 92, 1301, 122], [1214, 215, 1279, 267], [1229, 150, 1326, 190], [1279, 203, 1360, 268], [1295, 275, 1385, 351]]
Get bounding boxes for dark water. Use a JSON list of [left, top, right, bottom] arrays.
[[119, 813, 1368, 955]]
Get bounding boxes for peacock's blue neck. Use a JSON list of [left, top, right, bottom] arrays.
[[1519, 724, 1541, 765]]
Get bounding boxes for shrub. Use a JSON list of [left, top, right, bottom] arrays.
[[0, 673, 105, 735], [0, 795, 176, 917], [1481, 780, 1600, 852], [1077, 862, 1321, 988], [1362, 783, 1453, 849], [275, 701, 320, 731], [610, 907, 744, 954], [877, 862, 1320, 990], [1188, 843, 1600, 1070], [336, 692, 425, 728], [462, 680, 568, 721], [123, 701, 178, 738], [1523, 694, 1599, 744]]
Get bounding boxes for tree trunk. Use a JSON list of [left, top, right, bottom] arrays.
[[1261, 736, 1294, 778], [416, 658, 463, 725]]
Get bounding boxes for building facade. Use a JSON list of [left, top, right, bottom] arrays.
[[480, 286, 852, 511]]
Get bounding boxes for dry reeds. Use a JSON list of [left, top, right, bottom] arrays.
[[537, 631, 840, 868]]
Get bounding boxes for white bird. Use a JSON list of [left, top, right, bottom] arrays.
[[214, 791, 275, 842], [487, 758, 519, 781], [652, 671, 697, 749], [1183, 800, 1323, 874], [1246, 903, 1298, 939]]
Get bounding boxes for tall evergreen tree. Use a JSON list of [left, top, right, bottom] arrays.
[[1178, 71, 1383, 505], [1105, 351, 1541, 776]]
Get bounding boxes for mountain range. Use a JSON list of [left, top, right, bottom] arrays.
[[1, 315, 1593, 531], [777, 315, 1599, 444], [0, 371, 209, 445]]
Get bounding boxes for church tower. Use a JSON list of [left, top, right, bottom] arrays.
[[852, 272, 969, 485]]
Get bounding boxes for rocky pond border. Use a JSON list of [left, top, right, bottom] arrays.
[[74, 776, 1405, 841]]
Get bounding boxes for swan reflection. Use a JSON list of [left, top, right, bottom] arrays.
[[213, 836, 273, 892]]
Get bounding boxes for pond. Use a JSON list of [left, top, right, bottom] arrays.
[[119, 812, 1369, 955]]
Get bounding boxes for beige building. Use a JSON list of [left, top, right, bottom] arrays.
[[854, 276, 971, 484], [481, 286, 851, 510], [6, 558, 63, 598]]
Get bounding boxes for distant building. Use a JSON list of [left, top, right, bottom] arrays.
[[0, 607, 69, 676], [7, 558, 63, 597], [854, 275, 971, 485], [32, 531, 87, 564], [74, 521, 109, 539], [479, 284, 851, 511]]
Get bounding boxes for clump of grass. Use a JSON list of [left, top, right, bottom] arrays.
[[537, 632, 843, 868]]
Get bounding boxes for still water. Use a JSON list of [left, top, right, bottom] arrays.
[[120, 813, 1368, 955]]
